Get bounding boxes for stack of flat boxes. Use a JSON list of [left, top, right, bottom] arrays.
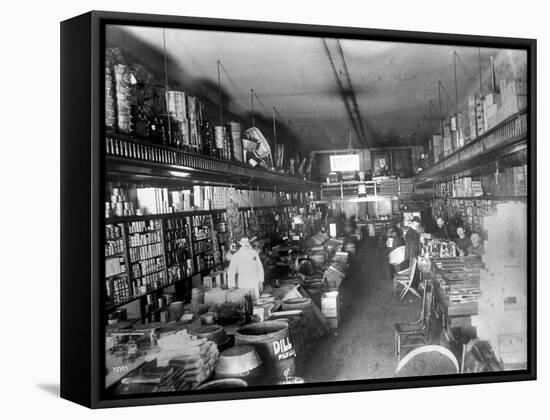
[[471, 181, 484, 197], [432, 134, 442, 164], [453, 177, 472, 198], [465, 96, 478, 144], [499, 79, 528, 121], [476, 97, 485, 137], [450, 114, 465, 151], [512, 165, 527, 196], [483, 93, 501, 132]]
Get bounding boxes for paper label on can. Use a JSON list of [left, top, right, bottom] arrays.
[[272, 337, 295, 360]]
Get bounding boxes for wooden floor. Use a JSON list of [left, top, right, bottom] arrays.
[[300, 239, 428, 382]]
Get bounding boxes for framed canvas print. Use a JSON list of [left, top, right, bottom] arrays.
[[60, 10, 536, 408]]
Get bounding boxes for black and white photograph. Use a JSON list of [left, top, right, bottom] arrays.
[[99, 19, 532, 399]]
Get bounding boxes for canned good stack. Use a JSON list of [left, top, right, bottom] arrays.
[[229, 121, 243, 162], [201, 120, 215, 157], [113, 64, 133, 134], [106, 187, 135, 218], [166, 90, 190, 148], [188, 96, 201, 152], [106, 276, 131, 305], [105, 63, 116, 130], [214, 126, 231, 160]]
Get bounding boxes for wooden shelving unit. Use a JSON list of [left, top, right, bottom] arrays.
[[103, 204, 303, 317], [104, 131, 319, 320]]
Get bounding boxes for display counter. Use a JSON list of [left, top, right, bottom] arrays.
[[428, 256, 483, 342]]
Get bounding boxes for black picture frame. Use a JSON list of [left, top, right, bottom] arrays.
[[60, 10, 537, 409]]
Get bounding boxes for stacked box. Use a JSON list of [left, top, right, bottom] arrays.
[[203, 271, 227, 289], [483, 93, 501, 131], [443, 124, 452, 157], [465, 96, 478, 143], [321, 291, 341, 328], [475, 97, 484, 136], [512, 165, 527, 195], [432, 134, 442, 163], [471, 181, 484, 196]]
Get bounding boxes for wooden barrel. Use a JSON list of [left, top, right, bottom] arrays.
[[196, 378, 248, 390], [215, 345, 263, 385], [282, 297, 323, 342], [235, 321, 295, 383]]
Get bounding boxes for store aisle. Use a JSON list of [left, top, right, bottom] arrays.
[[302, 239, 422, 382]]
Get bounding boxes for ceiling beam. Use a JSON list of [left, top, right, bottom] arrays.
[[322, 38, 368, 147]]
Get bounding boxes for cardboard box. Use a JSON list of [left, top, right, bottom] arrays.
[[203, 271, 227, 289], [443, 135, 452, 155], [321, 291, 340, 319], [432, 135, 442, 163]]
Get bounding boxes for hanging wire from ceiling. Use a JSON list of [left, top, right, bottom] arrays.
[[162, 28, 173, 146], [454, 51, 480, 81]]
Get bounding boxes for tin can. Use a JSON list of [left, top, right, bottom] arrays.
[[215, 126, 226, 149]]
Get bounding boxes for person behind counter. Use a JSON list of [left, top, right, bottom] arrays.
[[405, 216, 422, 262], [455, 226, 472, 256], [467, 232, 485, 257], [386, 226, 405, 250], [432, 216, 453, 241], [227, 236, 265, 300]]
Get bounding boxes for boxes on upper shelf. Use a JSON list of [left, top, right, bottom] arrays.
[[432, 134, 442, 163]]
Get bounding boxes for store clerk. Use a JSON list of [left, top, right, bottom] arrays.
[[227, 236, 265, 300], [432, 216, 453, 241], [455, 226, 472, 256], [467, 232, 485, 257]]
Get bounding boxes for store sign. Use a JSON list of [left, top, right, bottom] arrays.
[[330, 154, 360, 172]]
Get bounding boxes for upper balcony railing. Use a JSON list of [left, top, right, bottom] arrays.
[[105, 134, 320, 192], [320, 178, 416, 200]]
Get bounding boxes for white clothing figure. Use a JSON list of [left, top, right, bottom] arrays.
[[227, 237, 264, 300]]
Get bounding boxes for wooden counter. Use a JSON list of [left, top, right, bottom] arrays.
[[429, 257, 483, 341]]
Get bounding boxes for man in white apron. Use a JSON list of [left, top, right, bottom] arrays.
[[227, 237, 264, 301]]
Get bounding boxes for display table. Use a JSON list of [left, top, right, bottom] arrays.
[[428, 257, 483, 342]]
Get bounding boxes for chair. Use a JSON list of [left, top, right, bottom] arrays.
[[394, 281, 433, 360], [393, 258, 420, 300], [388, 245, 406, 276]]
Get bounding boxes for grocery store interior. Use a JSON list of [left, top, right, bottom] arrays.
[[103, 24, 528, 394]]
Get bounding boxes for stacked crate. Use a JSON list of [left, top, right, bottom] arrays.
[[475, 96, 484, 137], [483, 93, 501, 132]]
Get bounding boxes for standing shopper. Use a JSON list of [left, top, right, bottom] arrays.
[[405, 216, 422, 262]]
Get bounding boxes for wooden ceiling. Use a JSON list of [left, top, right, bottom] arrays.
[[106, 24, 524, 150]]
